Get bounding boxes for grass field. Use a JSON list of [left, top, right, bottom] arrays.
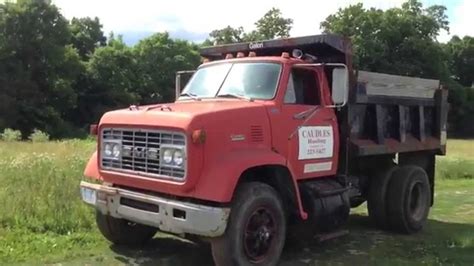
[[0, 139, 473, 265]]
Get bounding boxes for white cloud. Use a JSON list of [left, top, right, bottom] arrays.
[[438, 0, 474, 42]]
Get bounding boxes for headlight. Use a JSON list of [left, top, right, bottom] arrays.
[[104, 143, 113, 157], [102, 141, 121, 159], [173, 150, 184, 166], [160, 147, 185, 168], [112, 144, 121, 158], [163, 149, 173, 164]]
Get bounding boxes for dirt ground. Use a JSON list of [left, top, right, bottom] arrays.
[[64, 210, 474, 265]]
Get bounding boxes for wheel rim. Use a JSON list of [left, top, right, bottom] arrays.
[[243, 206, 278, 263], [409, 182, 425, 221]]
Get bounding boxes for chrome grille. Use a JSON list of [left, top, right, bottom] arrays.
[[101, 128, 186, 180]]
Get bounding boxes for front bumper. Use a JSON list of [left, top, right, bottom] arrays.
[[80, 181, 230, 237]]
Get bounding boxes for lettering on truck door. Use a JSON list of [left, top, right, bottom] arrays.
[[298, 126, 334, 160]]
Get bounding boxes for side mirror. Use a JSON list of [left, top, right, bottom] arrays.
[[331, 67, 349, 107], [175, 70, 196, 100]]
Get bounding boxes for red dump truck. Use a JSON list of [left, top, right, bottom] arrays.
[[80, 34, 448, 265]]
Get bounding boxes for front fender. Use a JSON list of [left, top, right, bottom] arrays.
[[194, 148, 286, 202], [83, 151, 101, 180]]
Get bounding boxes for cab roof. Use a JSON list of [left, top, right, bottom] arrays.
[[200, 34, 352, 64], [198, 56, 303, 68]]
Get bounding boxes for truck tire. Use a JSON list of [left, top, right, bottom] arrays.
[[96, 211, 157, 246], [367, 165, 399, 229], [211, 182, 286, 266], [387, 165, 431, 234]]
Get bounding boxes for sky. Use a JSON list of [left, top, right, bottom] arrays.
[[52, 0, 472, 45]]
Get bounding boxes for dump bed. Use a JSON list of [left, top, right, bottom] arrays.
[[350, 71, 448, 157], [200, 34, 448, 158]]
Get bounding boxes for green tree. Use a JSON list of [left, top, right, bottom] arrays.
[[204, 26, 245, 45], [321, 0, 449, 79], [0, 0, 82, 137], [446, 35, 474, 87], [250, 7, 293, 40], [134, 32, 201, 103], [69, 17, 107, 59], [69, 32, 202, 129], [204, 7, 294, 45], [442, 78, 474, 136], [77, 36, 140, 125], [321, 0, 474, 136], [444, 36, 474, 136]]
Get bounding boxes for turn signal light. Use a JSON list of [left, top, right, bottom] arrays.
[[192, 129, 206, 144]]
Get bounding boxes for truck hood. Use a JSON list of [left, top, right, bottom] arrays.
[[99, 99, 266, 129], [97, 98, 273, 198]]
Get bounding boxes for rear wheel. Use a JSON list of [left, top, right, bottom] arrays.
[[211, 182, 286, 266], [96, 211, 157, 246], [387, 165, 431, 233], [367, 165, 399, 229]]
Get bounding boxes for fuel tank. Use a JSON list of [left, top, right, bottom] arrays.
[[299, 178, 350, 232]]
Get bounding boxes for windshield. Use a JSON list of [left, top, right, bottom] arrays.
[[179, 62, 281, 100]]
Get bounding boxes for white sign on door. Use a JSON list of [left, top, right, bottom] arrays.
[[298, 126, 333, 160]]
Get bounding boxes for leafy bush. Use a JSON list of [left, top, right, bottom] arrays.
[[28, 129, 50, 142], [1, 128, 22, 141]]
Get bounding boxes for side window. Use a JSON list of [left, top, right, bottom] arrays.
[[284, 68, 320, 105]]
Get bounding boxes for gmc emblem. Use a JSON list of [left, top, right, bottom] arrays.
[[123, 146, 158, 159], [133, 147, 146, 158]]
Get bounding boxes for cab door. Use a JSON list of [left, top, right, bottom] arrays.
[[269, 66, 339, 180]]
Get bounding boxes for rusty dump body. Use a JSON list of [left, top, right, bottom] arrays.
[[201, 34, 448, 175]]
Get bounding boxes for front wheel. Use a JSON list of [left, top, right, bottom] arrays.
[[211, 182, 286, 266], [96, 211, 157, 246]]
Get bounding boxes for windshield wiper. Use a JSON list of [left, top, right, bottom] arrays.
[[217, 93, 252, 101], [179, 92, 200, 100]]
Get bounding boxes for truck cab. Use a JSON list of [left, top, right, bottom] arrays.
[[80, 34, 447, 266]]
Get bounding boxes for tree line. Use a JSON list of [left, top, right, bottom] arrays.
[[0, 0, 472, 138]]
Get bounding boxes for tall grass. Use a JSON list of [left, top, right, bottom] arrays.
[[0, 140, 96, 234], [436, 139, 474, 179], [0, 139, 471, 235]]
